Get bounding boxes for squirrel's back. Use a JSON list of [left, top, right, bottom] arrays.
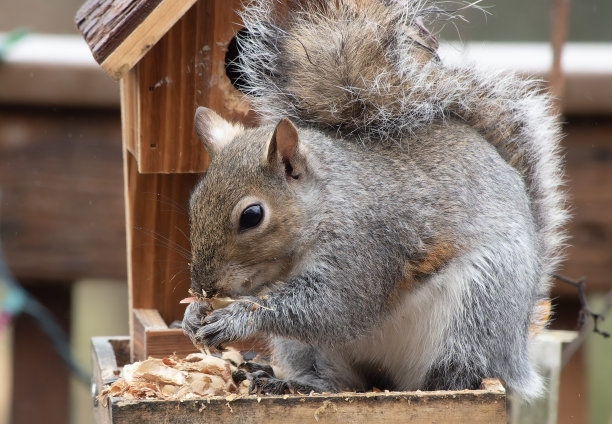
[[236, 0, 568, 297], [183, 0, 569, 401]]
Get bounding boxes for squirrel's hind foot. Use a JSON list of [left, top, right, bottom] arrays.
[[247, 369, 325, 395]]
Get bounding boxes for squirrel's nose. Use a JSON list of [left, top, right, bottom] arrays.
[[190, 264, 218, 297], [203, 287, 219, 297]]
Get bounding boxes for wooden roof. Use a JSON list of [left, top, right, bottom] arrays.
[[75, 0, 198, 79]]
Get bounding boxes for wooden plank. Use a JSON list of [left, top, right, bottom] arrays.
[[133, 0, 254, 174], [146, 328, 270, 358], [100, 0, 200, 80], [108, 383, 506, 424], [123, 150, 199, 333], [75, 0, 200, 79], [0, 107, 126, 281], [133, 309, 169, 361], [75, 0, 162, 65], [92, 337, 131, 424], [92, 336, 129, 389], [146, 328, 199, 358], [553, 118, 612, 296], [134, 308, 168, 330], [549, 0, 569, 115], [120, 67, 140, 160], [0, 62, 118, 107], [563, 73, 612, 116], [133, 308, 269, 360], [133, 308, 198, 360]]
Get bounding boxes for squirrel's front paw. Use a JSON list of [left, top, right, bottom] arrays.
[[185, 300, 257, 349], [182, 301, 211, 344]]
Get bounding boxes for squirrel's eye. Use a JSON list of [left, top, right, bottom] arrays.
[[239, 204, 263, 231]]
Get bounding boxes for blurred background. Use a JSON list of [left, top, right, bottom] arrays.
[[0, 0, 611, 423]]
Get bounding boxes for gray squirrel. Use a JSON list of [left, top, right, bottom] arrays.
[[182, 0, 567, 399]]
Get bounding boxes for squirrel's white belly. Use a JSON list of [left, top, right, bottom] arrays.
[[346, 262, 468, 390]]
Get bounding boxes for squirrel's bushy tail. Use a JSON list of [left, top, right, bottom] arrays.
[[236, 0, 567, 294]]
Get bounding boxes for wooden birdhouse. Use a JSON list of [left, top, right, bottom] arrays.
[[75, 1, 573, 422], [75, 0, 257, 365]]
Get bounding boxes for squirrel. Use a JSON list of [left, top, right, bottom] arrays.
[[182, 0, 568, 400]]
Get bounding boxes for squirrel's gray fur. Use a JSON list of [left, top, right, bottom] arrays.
[[182, 0, 568, 400]]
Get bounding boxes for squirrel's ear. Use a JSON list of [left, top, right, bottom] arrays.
[[194, 107, 243, 157], [267, 117, 302, 178]]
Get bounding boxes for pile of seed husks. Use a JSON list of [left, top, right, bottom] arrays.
[[97, 349, 249, 406]]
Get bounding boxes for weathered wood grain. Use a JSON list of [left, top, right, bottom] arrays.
[[120, 0, 254, 174], [120, 68, 140, 161], [76, 0, 226, 81], [124, 150, 199, 327], [145, 328, 200, 358], [76, 0, 165, 68], [133, 308, 170, 360], [100, 0, 200, 79], [92, 336, 130, 424], [107, 383, 506, 424], [0, 107, 126, 281], [92, 336, 130, 387], [132, 308, 201, 360]]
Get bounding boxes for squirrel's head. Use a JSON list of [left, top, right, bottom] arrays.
[[189, 107, 311, 297]]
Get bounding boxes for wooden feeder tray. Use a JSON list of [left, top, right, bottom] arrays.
[[92, 335, 507, 424]]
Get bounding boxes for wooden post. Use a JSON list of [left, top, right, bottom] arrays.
[[117, 0, 257, 360], [122, 148, 199, 360], [549, 0, 569, 115], [11, 285, 72, 424]]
